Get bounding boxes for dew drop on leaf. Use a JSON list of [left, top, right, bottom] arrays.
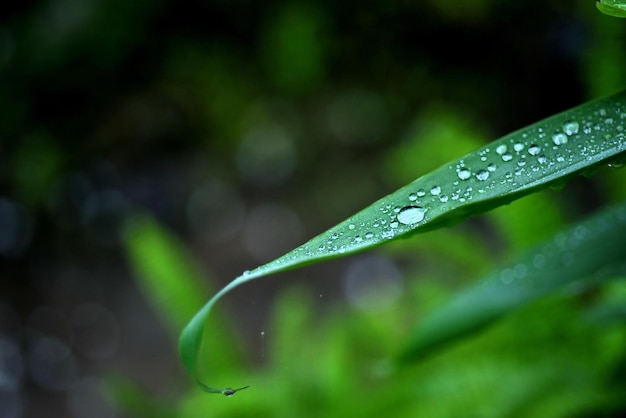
[[528, 144, 541, 156], [562, 121, 579, 135], [430, 186, 441, 196], [552, 132, 568, 145], [502, 153, 513, 162], [495, 144, 508, 155], [408, 192, 418, 201], [513, 143, 524, 152], [457, 168, 471, 180], [476, 169, 489, 181], [397, 206, 427, 225]]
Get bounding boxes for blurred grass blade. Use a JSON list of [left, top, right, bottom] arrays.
[[399, 201, 626, 361], [180, 90, 626, 386], [597, 0, 626, 18], [124, 214, 211, 332]]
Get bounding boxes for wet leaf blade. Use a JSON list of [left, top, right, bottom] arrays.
[[398, 201, 626, 361], [180, 89, 626, 384], [597, 1, 626, 18]]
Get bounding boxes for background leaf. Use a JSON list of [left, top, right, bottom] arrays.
[[399, 201, 626, 361]]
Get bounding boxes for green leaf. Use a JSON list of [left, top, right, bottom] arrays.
[[597, 0, 626, 18], [180, 90, 626, 389], [124, 214, 211, 332], [398, 201, 626, 361]]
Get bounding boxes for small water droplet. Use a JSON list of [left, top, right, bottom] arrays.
[[430, 186, 441, 196], [318, 245, 325, 251], [365, 232, 374, 239], [348, 224, 355, 230], [562, 121, 579, 135], [331, 233, 339, 240], [502, 153, 513, 162], [476, 169, 489, 181], [495, 144, 508, 155], [513, 143, 524, 152], [243, 270, 251, 276], [538, 155, 547, 164], [408, 192, 418, 201], [552, 132, 568, 145], [487, 163, 496, 172], [393, 206, 401, 213], [354, 235, 363, 242], [397, 206, 427, 225], [390, 221, 399, 228], [457, 168, 471, 180], [417, 189, 426, 197], [439, 195, 449, 202]]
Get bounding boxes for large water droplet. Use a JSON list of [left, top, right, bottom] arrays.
[[528, 144, 541, 156], [513, 143, 524, 152], [502, 153, 513, 162], [562, 121, 579, 135], [397, 206, 427, 225], [552, 132, 568, 145], [430, 186, 441, 196], [495, 144, 508, 155], [457, 168, 471, 180], [476, 169, 489, 181]]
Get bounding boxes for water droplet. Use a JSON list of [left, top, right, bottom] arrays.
[[354, 235, 363, 242], [457, 168, 471, 180], [318, 245, 325, 251], [365, 232, 374, 239], [562, 121, 579, 135], [528, 144, 541, 156], [495, 144, 508, 155], [487, 163, 496, 172], [417, 189, 426, 197], [408, 192, 418, 201], [439, 195, 449, 202], [552, 132, 568, 145], [331, 233, 339, 240], [538, 155, 547, 164], [348, 224, 355, 230], [502, 153, 513, 162], [476, 169, 489, 181], [390, 221, 399, 228], [430, 186, 441, 196], [397, 206, 427, 225], [243, 270, 251, 276], [513, 143, 524, 152]]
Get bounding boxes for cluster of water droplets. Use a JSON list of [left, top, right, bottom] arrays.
[[267, 104, 626, 265]]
